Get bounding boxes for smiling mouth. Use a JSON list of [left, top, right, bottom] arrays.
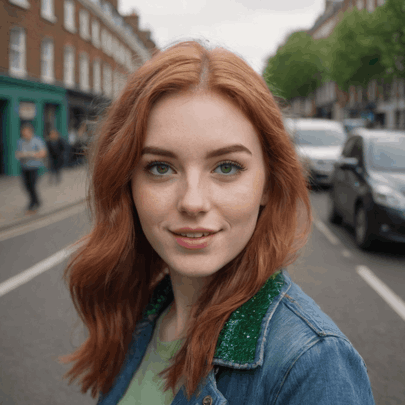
[[172, 232, 214, 238]]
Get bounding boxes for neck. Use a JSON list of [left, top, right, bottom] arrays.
[[160, 270, 208, 342]]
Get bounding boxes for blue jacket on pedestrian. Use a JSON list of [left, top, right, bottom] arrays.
[[97, 269, 375, 405]]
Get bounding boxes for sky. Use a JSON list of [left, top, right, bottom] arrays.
[[119, 0, 326, 74]]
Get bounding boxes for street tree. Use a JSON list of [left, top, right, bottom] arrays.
[[263, 31, 325, 100], [327, 7, 385, 91]]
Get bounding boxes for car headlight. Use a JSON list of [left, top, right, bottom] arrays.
[[372, 184, 405, 210]]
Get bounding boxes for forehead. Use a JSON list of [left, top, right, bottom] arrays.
[[144, 91, 262, 154]]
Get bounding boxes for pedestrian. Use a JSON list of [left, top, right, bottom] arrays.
[[46, 129, 65, 185], [15, 123, 47, 214], [59, 41, 375, 404], [72, 122, 88, 166]]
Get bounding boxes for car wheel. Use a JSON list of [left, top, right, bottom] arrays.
[[328, 191, 343, 225], [354, 204, 375, 250]]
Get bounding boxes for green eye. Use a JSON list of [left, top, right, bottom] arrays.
[[220, 164, 233, 174], [214, 162, 245, 176], [156, 164, 169, 174]]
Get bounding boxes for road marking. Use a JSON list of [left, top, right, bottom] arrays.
[[356, 265, 405, 322], [0, 203, 86, 242], [313, 220, 340, 246], [342, 249, 352, 258], [0, 244, 79, 298]]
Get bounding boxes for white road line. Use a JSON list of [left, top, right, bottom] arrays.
[[313, 220, 340, 246], [342, 249, 352, 258], [0, 203, 86, 242], [0, 244, 79, 298], [356, 265, 405, 322]]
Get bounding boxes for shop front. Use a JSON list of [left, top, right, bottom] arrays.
[[0, 75, 67, 176]]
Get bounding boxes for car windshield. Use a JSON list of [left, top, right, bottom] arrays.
[[295, 129, 345, 146], [368, 136, 405, 171]]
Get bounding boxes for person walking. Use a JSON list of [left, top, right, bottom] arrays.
[[15, 123, 47, 214], [46, 129, 66, 185]]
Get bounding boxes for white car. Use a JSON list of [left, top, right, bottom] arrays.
[[285, 118, 347, 187]]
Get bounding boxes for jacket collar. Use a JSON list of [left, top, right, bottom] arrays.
[[142, 270, 288, 369]]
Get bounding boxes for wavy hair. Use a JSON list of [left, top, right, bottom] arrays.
[[59, 40, 312, 399]]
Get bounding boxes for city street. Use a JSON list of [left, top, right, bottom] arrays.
[[0, 190, 404, 405]]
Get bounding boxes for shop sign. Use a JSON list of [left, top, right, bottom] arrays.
[[19, 102, 36, 120]]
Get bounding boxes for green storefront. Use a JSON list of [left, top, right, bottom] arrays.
[[0, 75, 68, 176]]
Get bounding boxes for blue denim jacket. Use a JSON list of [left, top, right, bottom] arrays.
[[98, 270, 375, 404]]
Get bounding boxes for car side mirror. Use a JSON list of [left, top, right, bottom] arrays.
[[338, 157, 359, 170]]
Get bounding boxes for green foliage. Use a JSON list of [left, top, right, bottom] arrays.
[[263, 31, 326, 100], [371, 0, 405, 79], [327, 7, 385, 91], [263, 1, 405, 100]]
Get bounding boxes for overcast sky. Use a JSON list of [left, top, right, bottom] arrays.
[[119, 0, 326, 74]]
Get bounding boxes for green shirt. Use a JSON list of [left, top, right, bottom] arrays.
[[118, 305, 182, 405]]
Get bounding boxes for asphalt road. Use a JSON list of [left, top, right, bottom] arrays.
[[0, 190, 404, 404]]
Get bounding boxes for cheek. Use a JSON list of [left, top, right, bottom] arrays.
[[217, 172, 266, 218]]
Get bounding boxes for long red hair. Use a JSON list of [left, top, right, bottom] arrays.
[[59, 40, 312, 399]]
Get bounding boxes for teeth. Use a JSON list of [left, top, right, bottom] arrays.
[[179, 232, 211, 238]]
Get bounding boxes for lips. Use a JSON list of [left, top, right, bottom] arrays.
[[171, 230, 218, 250]]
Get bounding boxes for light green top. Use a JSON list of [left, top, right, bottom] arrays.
[[118, 305, 183, 405]]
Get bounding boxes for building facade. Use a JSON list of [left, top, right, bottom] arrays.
[[0, 0, 156, 176], [290, 0, 404, 130]]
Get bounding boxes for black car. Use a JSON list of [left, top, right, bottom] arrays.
[[328, 128, 405, 249]]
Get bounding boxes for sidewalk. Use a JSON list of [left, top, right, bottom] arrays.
[[0, 166, 87, 232]]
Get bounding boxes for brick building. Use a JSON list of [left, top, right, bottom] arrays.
[[0, 0, 156, 176], [288, 0, 404, 130]]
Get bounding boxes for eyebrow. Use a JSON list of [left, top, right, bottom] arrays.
[[141, 144, 252, 159]]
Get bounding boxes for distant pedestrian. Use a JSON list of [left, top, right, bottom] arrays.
[[46, 129, 65, 185], [15, 123, 47, 214]]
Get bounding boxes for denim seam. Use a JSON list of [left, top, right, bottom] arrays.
[[283, 298, 350, 342], [272, 336, 325, 405]]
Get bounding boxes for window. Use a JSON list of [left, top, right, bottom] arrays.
[[101, 29, 108, 53], [79, 53, 89, 92], [103, 63, 112, 97], [9, 0, 30, 9], [41, 38, 54, 83], [91, 20, 100, 48], [106, 32, 113, 57], [366, 0, 374, 12], [64, 0, 76, 33], [112, 37, 118, 61], [9, 28, 26, 77], [64, 45, 75, 88], [93, 60, 101, 94], [79, 9, 90, 40], [41, 0, 56, 23]]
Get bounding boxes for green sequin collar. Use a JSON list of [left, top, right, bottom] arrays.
[[142, 271, 285, 366]]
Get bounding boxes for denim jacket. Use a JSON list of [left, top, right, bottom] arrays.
[[98, 269, 375, 404]]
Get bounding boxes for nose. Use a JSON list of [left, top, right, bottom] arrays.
[[177, 173, 210, 216]]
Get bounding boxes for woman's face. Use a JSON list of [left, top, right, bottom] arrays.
[[131, 91, 269, 279]]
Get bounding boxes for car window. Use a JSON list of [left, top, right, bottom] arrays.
[[295, 129, 345, 147], [368, 136, 405, 171]]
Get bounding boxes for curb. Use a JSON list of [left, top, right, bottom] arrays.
[[0, 198, 87, 233]]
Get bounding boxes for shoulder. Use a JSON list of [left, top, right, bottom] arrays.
[[261, 280, 374, 404]]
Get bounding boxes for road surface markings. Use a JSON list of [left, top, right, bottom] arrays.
[[313, 220, 340, 246], [0, 244, 79, 298], [342, 249, 352, 258], [356, 265, 405, 322], [0, 203, 86, 242]]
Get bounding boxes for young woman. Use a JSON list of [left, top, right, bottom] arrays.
[[60, 41, 375, 404]]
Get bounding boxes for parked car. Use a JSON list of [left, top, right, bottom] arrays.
[[286, 118, 347, 187], [328, 128, 405, 249]]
